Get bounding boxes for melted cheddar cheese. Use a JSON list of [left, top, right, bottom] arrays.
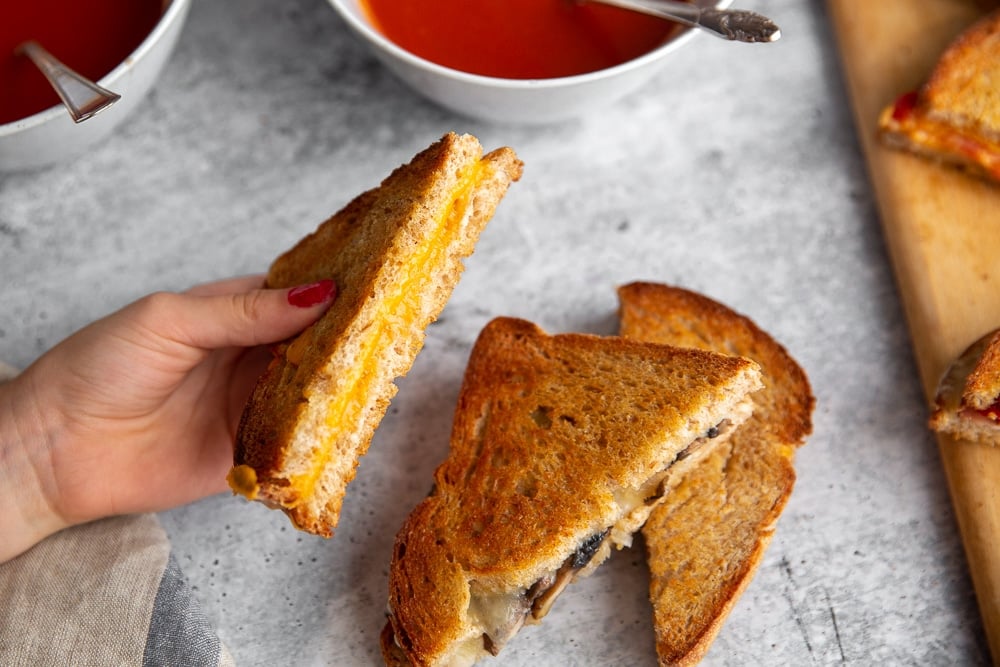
[[880, 93, 1000, 181]]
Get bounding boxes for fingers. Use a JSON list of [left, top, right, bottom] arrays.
[[137, 279, 337, 351]]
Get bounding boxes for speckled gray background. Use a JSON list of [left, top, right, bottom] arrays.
[[0, 0, 990, 664]]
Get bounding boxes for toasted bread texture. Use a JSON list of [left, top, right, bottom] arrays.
[[382, 317, 763, 667], [230, 133, 523, 536], [877, 9, 1000, 183], [930, 329, 1000, 445], [617, 282, 814, 667]]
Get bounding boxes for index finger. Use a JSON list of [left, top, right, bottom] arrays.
[[184, 274, 267, 297]]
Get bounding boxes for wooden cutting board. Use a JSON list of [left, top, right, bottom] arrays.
[[827, 0, 1000, 659]]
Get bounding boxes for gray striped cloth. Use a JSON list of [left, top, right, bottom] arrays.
[[0, 362, 233, 666]]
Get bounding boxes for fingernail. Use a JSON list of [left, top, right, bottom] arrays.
[[287, 279, 336, 308]]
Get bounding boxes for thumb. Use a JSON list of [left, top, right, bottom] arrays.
[[157, 279, 337, 350]]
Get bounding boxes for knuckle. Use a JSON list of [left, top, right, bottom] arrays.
[[231, 290, 267, 326], [124, 291, 187, 346], [132, 291, 179, 321]]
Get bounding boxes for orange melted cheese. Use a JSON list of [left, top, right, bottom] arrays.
[[228, 464, 259, 499], [882, 93, 1000, 181]]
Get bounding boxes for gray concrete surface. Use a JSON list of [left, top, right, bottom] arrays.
[[0, 0, 989, 664]]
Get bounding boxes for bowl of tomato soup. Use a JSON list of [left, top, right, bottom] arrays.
[[326, 0, 732, 123], [0, 0, 191, 171]]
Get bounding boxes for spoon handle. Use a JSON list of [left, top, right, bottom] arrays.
[[591, 0, 781, 43], [16, 41, 121, 123]]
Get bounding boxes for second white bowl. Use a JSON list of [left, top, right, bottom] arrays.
[[326, 0, 731, 124]]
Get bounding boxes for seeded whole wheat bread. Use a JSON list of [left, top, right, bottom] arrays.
[[381, 316, 763, 666], [617, 282, 814, 667], [929, 328, 1000, 445], [229, 133, 523, 536], [877, 9, 1000, 183]]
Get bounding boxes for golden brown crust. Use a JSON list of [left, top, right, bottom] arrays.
[[616, 282, 814, 667], [381, 621, 413, 666], [963, 330, 1000, 408], [922, 9, 1000, 137], [618, 283, 813, 448], [232, 133, 523, 536], [877, 10, 1000, 183], [436, 318, 760, 580], [929, 328, 1000, 444], [385, 316, 763, 666]]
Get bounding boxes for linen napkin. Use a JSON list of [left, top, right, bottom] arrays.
[[0, 362, 234, 666]]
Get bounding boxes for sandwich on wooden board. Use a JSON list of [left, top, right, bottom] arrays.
[[381, 316, 763, 666], [930, 328, 1000, 445], [229, 133, 523, 536], [617, 282, 814, 667], [877, 9, 1000, 183]]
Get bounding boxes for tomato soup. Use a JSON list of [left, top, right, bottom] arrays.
[[0, 0, 165, 124], [359, 0, 684, 80]]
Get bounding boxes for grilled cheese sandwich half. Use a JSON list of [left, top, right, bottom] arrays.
[[230, 133, 523, 536], [617, 282, 814, 667], [878, 9, 1000, 183], [930, 328, 1000, 445], [382, 317, 762, 666]]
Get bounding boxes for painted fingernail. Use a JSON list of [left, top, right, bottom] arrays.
[[287, 279, 336, 308]]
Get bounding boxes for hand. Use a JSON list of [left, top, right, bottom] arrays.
[[0, 275, 336, 563]]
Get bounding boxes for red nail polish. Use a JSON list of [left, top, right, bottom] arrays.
[[287, 279, 336, 308]]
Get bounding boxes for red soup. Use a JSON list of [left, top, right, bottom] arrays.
[[0, 0, 165, 124], [359, 0, 684, 80]]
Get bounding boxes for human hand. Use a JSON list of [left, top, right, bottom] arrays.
[[0, 275, 336, 563]]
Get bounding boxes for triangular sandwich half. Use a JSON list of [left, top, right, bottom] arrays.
[[617, 282, 814, 667], [930, 328, 1000, 445], [229, 133, 523, 536], [381, 316, 763, 666], [877, 9, 1000, 183]]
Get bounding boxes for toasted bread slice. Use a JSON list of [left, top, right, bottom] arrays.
[[617, 282, 814, 667], [229, 133, 523, 536], [382, 317, 763, 666], [877, 9, 1000, 183], [929, 329, 1000, 445]]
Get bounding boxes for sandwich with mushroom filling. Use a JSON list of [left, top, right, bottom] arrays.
[[617, 282, 814, 667], [230, 133, 523, 536], [381, 317, 763, 666], [930, 328, 1000, 445]]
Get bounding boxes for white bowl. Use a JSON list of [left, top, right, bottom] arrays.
[[0, 0, 192, 172], [326, 0, 731, 124]]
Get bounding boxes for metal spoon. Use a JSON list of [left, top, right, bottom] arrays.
[[15, 41, 121, 123], [586, 0, 781, 43]]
